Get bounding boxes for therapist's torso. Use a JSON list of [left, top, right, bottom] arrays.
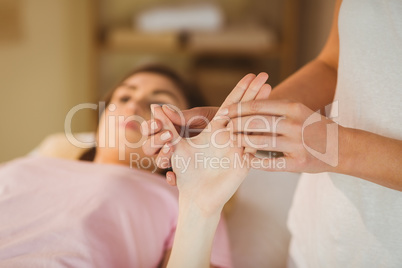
[[288, 0, 402, 267]]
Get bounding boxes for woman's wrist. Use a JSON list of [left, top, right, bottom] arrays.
[[168, 199, 221, 268], [178, 196, 223, 220]]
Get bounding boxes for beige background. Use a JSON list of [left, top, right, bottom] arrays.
[[0, 0, 95, 162], [0, 0, 335, 163]]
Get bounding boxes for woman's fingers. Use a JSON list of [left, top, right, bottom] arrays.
[[142, 106, 219, 158], [151, 104, 180, 143], [240, 72, 269, 102], [255, 83, 272, 100], [212, 73, 267, 129], [155, 143, 174, 169], [218, 73, 256, 112], [142, 105, 180, 157], [166, 171, 177, 186], [150, 105, 182, 169], [142, 130, 174, 156], [140, 119, 163, 136], [215, 73, 270, 119], [213, 73, 270, 155]]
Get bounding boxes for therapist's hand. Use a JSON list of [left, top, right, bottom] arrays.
[[226, 99, 341, 174], [162, 106, 220, 134]]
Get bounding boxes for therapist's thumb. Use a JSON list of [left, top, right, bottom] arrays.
[[162, 106, 219, 129]]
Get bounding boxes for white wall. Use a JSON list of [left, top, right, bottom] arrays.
[[0, 0, 95, 163]]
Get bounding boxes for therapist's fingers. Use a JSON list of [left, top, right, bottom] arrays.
[[228, 115, 288, 135], [166, 171, 177, 186], [142, 130, 174, 156], [240, 72, 269, 102], [233, 134, 294, 153], [226, 99, 292, 118]]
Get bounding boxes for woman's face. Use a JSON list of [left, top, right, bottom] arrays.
[[97, 72, 188, 156]]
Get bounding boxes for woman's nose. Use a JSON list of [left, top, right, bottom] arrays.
[[124, 100, 140, 114], [124, 99, 150, 116]]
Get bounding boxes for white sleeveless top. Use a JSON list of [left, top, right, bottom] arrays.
[[287, 0, 402, 267]]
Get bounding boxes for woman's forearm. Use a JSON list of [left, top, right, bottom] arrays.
[[270, 59, 338, 112], [167, 200, 221, 268], [337, 126, 402, 191], [163, 74, 269, 267]]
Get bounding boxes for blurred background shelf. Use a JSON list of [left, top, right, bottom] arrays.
[[96, 0, 302, 106], [103, 26, 279, 56], [103, 29, 181, 53], [187, 27, 278, 55]]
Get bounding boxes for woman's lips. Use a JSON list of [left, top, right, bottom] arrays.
[[121, 120, 140, 131]]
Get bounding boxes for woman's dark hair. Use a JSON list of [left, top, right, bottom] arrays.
[[79, 63, 207, 163], [101, 64, 206, 112]]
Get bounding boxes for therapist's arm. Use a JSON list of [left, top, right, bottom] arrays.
[[224, 0, 402, 191], [226, 99, 402, 191], [268, 0, 342, 111], [156, 0, 402, 191]]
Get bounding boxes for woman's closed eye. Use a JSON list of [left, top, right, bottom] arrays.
[[119, 95, 131, 103], [148, 97, 176, 107]]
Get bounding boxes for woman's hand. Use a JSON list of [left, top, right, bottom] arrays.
[[141, 106, 220, 139], [150, 72, 272, 268], [141, 74, 271, 185], [151, 73, 271, 215], [140, 106, 220, 164], [226, 99, 341, 173]]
